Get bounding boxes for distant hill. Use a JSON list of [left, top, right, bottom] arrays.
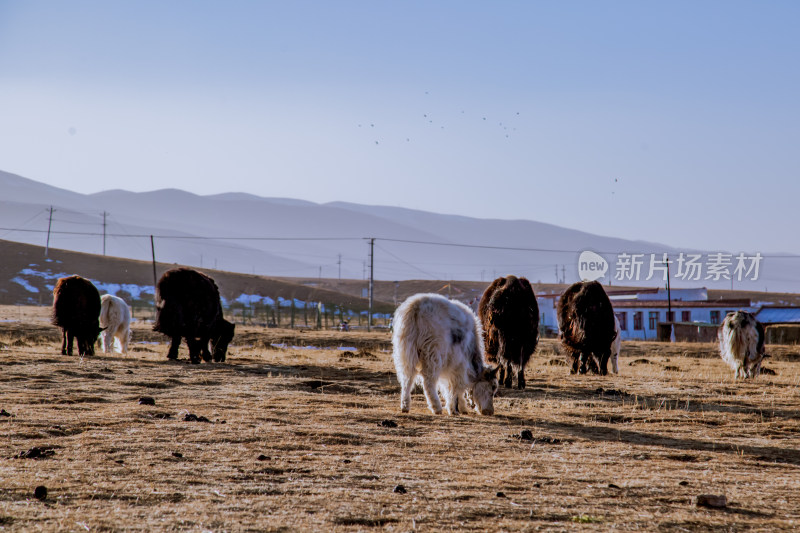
[[1, 169, 797, 292]]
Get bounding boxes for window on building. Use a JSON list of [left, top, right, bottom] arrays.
[[616, 312, 627, 331], [666, 311, 675, 322], [633, 312, 643, 331], [710, 310, 720, 324], [648, 311, 659, 330], [681, 310, 691, 322]]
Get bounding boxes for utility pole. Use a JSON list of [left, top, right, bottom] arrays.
[[554, 265, 558, 283], [337, 254, 342, 281], [150, 235, 157, 300], [666, 258, 672, 322], [102, 211, 108, 256], [561, 265, 566, 284], [368, 238, 375, 332], [45, 206, 54, 256]]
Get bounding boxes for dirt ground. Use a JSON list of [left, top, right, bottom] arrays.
[[1, 311, 800, 531]]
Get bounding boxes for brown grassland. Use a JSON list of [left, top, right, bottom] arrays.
[[1, 306, 800, 531]]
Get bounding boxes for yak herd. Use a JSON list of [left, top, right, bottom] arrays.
[[51, 269, 766, 416], [51, 268, 235, 362]]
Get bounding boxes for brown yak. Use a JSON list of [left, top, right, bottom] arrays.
[[52, 275, 103, 356], [478, 275, 539, 389], [558, 280, 616, 375]]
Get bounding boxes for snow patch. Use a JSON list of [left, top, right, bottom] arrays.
[[11, 277, 39, 293]]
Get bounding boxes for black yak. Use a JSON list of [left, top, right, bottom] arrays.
[[153, 268, 235, 364], [719, 310, 766, 378], [478, 275, 539, 389], [557, 280, 616, 375], [52, 275, 103, 356]]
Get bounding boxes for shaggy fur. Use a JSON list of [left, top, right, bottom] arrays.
[[478, 275, 539, 389], [557, 281, 617, 375], [100, 294, 132, 355], [610, 314, 622, 374], [153, 268, 235, 364], [392, 293, 499, 415], [52, 275, 102, 356], [719, 311, 766, 379]]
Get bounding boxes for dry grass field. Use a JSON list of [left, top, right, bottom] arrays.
[[2, 307, 800, 531]]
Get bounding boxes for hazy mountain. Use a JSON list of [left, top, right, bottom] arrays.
[[0, 169, 794, 292]]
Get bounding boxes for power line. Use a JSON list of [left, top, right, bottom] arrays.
[[2, 226, 800, 260]]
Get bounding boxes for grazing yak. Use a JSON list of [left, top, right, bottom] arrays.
[[478, 275, 539, 389], [557, 280, 617, 375], [52, 275, 103, 356], [100, 294, 132, 355], [719, 310, 766, 379], [610, 314, 622, 374], [392, 293, 499, 415], [153, 268, 235, 364]]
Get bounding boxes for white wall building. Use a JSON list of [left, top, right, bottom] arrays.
[[540, 286, 753, 341]]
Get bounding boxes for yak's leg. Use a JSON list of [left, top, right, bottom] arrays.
[[61, 329, 68, 355], [399, 373, 415, 413], [186, 338, 203, 364], [598, 351, 610, 376], [458, 391, 470, 414], [121, 329, 130, 355], [496, 364, 506, 387], [103, 329, 114, 354], [421, 374, 443, 415], [166, 336, 181, 360], [565, 349, 579, 374], [442, 382, 461, 415], [503, 363, 513, 389], [516, 365, 526, 390], [200, 338, 213, 363], [751, 356, 764, 378], [578, 352, 590, 374], [66, 331, 75, 356]]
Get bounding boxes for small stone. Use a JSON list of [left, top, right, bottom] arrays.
[[138, 397, 156, 406], [679, 480, 689, 486], [532, 482, 541, 488], [393, 485, 407, 494], [496, 491, 506, 498], [379, 419, 398, 428], [0, 409, 13, 417], [342, 459, 352, 464], [257, 454, 270, 461], [608, 483, 621, 489], [172, 452, 183, 458], [184, 413, 211, 423], [696, 494, 727, 508], [519, 429, 533, 441], [17, 447, 55, 460], [34, 485, 47, 501]]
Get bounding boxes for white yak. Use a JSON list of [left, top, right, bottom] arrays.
[[99, 294, 132, 354], [392, 293, 499, 415]]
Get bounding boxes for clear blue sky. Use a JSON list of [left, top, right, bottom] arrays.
[[1, 1, 798, 253]]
